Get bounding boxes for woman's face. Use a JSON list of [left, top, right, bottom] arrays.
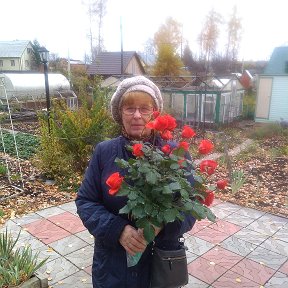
[[121, 92, 155, 139]]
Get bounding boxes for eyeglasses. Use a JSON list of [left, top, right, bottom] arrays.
[[122, 106, 154, 115]]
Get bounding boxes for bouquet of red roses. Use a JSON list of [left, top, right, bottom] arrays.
[[106, 113, 227, 244]]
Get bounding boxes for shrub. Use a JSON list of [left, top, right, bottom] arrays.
[[35, 85, 118, 181], [0, 228, 48, 287]]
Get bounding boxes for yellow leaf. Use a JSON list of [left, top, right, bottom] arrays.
[[47, 247, 54, 252], [81, 278, 87, 283], [235, 278, 241, 283]]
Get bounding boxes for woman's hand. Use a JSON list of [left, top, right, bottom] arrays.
[[119, 225, 147, 255]]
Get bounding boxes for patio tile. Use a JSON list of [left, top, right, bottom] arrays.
[[209, 219, 242, 235], [185, 235, 214, 256], [49, 234, 89, 256], [0, 219, 21, 234], [23, 219, 71, 244], [247, 246, 287, 270], [233, 227, 269, 245], [38, 256, 79, 285], [273, 225, 288, 243], [52, 270, 93, 287], [223, 213, 255, 227], [193, 227, 230, 244], [33, 245, 62, 263], [212, 202, 242, 213], [13, 212, 44, 225], [231, 258, 276, 285], [187, 219, 212, 235], [47, 211, 86, 234], [265, 271, 288, 288], [246, 219, 283, 236], [212, 270, 261, 288], [65, 245, 94, 269], [201, 246, 243, 269], [221, 235, 257, 256], [187, 257, 227, 284], [234, 207, 265, 219], [14, 235, 46, 250], [258, 214, 288, 227], [36, 206, 66, 218], [75, 229, 95, 245], [186, 250, 199, 264], [260, 237, 288, 257], [210, 207, 233, 219], [84, 265, 92, 276], [279, 260, 288, 275], [58, 201, 77, 213], [184, 275, 209, 287]]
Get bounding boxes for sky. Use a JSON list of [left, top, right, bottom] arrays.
[[2, 0, 288, 62]]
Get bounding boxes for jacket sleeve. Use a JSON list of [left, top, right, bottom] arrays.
[[157, 149, 196, 242], [75, 142, 129, 248]]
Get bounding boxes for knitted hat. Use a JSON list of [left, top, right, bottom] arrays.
[[110, 76, 163, 123]]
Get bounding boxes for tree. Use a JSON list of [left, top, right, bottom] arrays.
[[31, 39, 42, 70], [152, 44, 183, 76], [198, 9, 222, 72], [82, 0, 107, 61], [152, 17, 183, 76], [154, 17, 182, 52], [225, 6, 242, 71]]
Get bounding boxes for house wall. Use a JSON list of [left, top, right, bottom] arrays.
[[125, 57, 144, 75], [0, 42, 33, 71], [255, 76, 288, 122], [269, 76, 288, 121]]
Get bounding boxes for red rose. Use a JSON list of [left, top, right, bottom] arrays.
[[153, 116, 169, 131], [178, 141, 189, 151], [216, 179, 228, 190], [153, 111, 160, 119], [198, 139, 214, 154], [106, 172, 124, 195], [200, 190, 214, 206], [181, 125, 196, 139], [161, 144, 171, 154], [199, 160, 218, 175], [160, 130, 173, 140], [132, 143, 144, 157], [165, 115, 177, 131]]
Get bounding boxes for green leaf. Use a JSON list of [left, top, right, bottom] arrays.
[[119, 205, 130, 214], [146, 171, 157, 184], [143, 223, 155, 243], [169, 182, 181, 191], [115, 157, 129, 168], [132, 205, 144, 218], [162, 185, 172, 194], [163, 209, 178, 223], [170, 163, 179, 170], [144, 203, 154, 215], [136, 218, 149, 229], [128, 190, 138, 200]]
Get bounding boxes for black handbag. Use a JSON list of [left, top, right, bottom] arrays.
[[150, 245, 188, 288]]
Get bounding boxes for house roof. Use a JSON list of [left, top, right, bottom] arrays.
[[264, 46, 288, 74], [0, 40, 31, 58], [87, 51, 145, 75]]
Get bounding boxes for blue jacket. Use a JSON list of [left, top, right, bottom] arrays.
[[75, 136, 196, 288]]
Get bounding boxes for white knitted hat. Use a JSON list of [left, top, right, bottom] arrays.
[[110, 76, 163, 123]]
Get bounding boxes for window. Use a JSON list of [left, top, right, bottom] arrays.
[[25, 60, 29, 67], [11, 60, 15, 66], [27, 48, 33, 54], [0, 60, 3, 67]]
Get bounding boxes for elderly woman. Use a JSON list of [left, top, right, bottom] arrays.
[[75, 76, 196, 288]]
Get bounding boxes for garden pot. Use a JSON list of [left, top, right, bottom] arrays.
[[17, 273, 48, 288]]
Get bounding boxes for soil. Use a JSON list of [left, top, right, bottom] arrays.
[[0, 120, 287, 225]]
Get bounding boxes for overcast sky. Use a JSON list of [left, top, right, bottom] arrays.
[[2, 0, 287, 61]]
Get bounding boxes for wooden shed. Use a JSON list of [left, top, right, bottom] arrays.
[[255, 46, 288, 123]]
